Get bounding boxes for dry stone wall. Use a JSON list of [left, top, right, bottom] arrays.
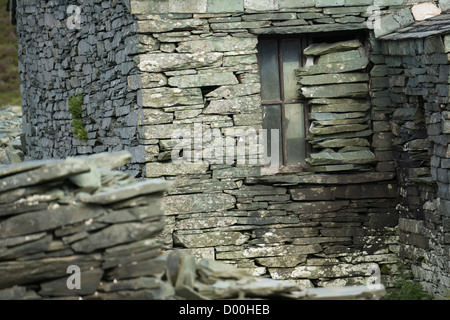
[[15, 0, 144, 177], [0, 151, 386, 300], [13, 0, 449, 291], [133, 2, 403, 288], [381, 34, 450, 298]]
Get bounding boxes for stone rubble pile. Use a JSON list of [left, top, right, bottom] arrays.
[[296, 40, 376, 172], [0, 151, 385, 300], [0, 106, 24, 165]]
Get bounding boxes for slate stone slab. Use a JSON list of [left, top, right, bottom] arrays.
[[176, 37, 258, 53], [106, 257, 167, 280], [299, 73, 368, 86], [0, 255, 102, 289], [303, 40, 362, 56], [301, 83, 369, 98], [0, 235, 53, 261], [246, 172, 395, 185], [174, 231, 249, 248], [161, 193, 236, 214], [306, 150, 377, 166], [0, 204, 106, 239], [71, 221, 165, 253], [296, 57, 369, 76], [0, 161, 89, 193], [142, 87, 204, 107], [78, 180, 171, 205], [139, 52, 223, 73], [38, 269, 104, 297]]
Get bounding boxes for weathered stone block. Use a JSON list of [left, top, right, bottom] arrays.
[[279, 0, 315, 8], [168, 72, 239, 88], [139, 52, 223, 73], [174, 231, 249, 247], [142, 87, 204, 107], [137, 19, 207, 33], [244, 0, 279, 11], [301, 83, 369, 98], [306, 150, 377, 166], [296, 57, 369, 76], [169, 0, 207, 13], [130, 0, 169, 14], [304, 40, 362, 56], [315, 0, 345, 8], [203, 96, 261, 114], [207, 0, 244, 13], [299, 73, 369, 86], [145, 162, 209, 177], [177, 37, 258, 53], [161, 193, 236, 214], [375, 8, 415, 38]]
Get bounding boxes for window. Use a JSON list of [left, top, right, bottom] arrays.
[[258, 37, 309, 170]]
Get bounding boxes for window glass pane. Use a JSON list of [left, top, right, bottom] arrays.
[[282, 39, 302, 101], [285, 103, 305, 165], [258, 39, 281, 101], [262, 104, 283, 163]]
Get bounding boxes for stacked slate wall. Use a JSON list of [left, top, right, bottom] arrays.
[[134, 1, 401, 288], [381, 34, 450, 298], [15, 0, 145, 176], [0, 151, 174, 300]]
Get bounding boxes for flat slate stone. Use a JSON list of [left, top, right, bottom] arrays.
[[303, 40, 362, 56], [0, 161, 89, 193], [0, 286, 26, 300], [106, 257, 167, 280], [0, 255, 102, 289], [0, 235, 53, 260], [78, 180, 171, 205], [0, 159, 58, 179], [38, 268, 103, 297], [142, 87, 204, 107], [168, 72, 239, 88], [176, 37, 258, 53], [0, 204, 106, 239], [161, 193, 236, 215], [138, 18, 207, 33], [246, 172, 395, 185], [174, 231, 249, 248], [310, 123, 369, 135], [299, 73, 368, 86], [314, 138, 370, 148], [301, 83, 369, 98], [295, 57, 369, 76], [306, 150, 377, 166], [139, 52, 223, 73], [71, 221, 165, 254]]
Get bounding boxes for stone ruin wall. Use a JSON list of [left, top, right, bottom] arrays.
[[12, 0, 449, 293], [16, 0, 145, 177], [133, 0, 402, 289], [381, 35, 450, 298]]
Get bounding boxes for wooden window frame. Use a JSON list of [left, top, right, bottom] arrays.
[[258, 36, 312, 173]]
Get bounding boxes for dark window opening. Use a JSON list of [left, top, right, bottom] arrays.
[[257, 37, 309, 169]]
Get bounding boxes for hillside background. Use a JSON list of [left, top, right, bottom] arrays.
[[0, 0, 21, 107]]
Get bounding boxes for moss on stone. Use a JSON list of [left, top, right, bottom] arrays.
[[68, 93, 88, 141]]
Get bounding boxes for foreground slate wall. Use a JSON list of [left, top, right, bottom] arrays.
[[132, 2, 403, 288], [0, 152, 174, 299], [382, 35, 450, 298], [15, 0, 145, 176]]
